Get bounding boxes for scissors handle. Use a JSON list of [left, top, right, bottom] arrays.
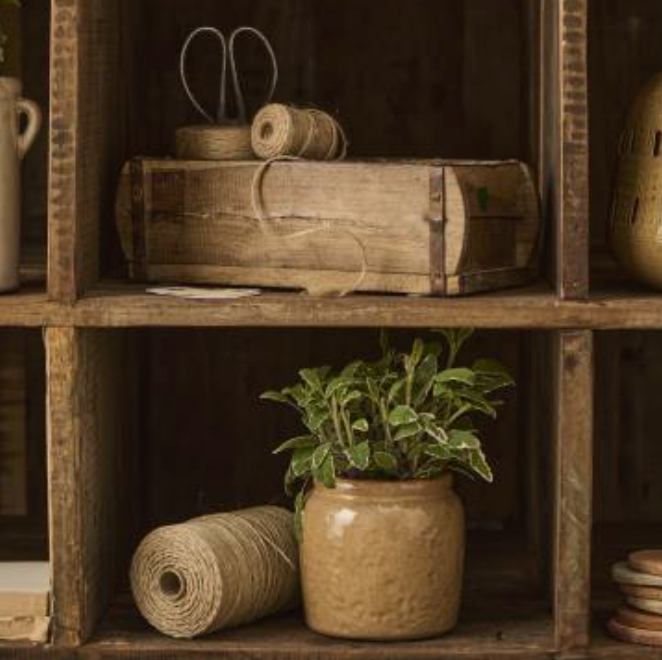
[[180, 27, 228, 125], [228, 27, 279, 124], [179, 26, 278, 126]]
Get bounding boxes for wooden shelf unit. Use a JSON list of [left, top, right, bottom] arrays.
[[4, 0, 662, 658]]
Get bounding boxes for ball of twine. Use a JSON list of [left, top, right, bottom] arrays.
[[130, 506, 299, 638], [175, 124, 254, 161], [251, 104, 347, 160]]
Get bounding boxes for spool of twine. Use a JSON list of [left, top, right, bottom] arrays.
[[175, 124, 254, 160], [251, 104, 347, 160], [130, 506, 299, 638]]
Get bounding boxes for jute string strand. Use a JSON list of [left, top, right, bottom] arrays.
[[252, 104, 348, 160], [177, 27, 278, 160], [130, 506, 299, 638], [250, 157, 367, 297]]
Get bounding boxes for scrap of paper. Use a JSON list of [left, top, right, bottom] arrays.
[[147, 287, 262, 301]]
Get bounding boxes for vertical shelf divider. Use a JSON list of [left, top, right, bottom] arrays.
[[552, 330, 594, 651]]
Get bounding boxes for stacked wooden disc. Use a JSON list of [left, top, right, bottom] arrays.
[[609, 550, 662, 646]]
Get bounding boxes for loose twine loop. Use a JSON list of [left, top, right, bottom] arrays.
[[250, 156, 368, 297], [130, 506, 299, 639], [249, 105, 363, 297]]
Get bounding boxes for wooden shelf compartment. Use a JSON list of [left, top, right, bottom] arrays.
[[45, 327, 574, 652], [0, 330, 47, 561], [49, 0, 586, 302], [0, 0, 50, 294], [83, 588, 553, 660], [0, 331, 50, 648], [589, 331, 662, 654], [588, 0, 662, 290]]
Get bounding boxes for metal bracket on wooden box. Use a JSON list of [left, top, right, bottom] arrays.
[[429, 169, 448, 296]]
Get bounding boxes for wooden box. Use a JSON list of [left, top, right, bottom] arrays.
[[116, 159, 541, 296]]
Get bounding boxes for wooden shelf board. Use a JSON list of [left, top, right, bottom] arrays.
[[0, 288, 59, 327], [81, 597, 553, 659], [64, 282, 662, 330], [72, 282, 567, 329], [589, 608, 662, 659]]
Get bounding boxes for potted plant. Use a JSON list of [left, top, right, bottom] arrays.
[[262, 330, 514, 641], [0, 0, 41, 293]]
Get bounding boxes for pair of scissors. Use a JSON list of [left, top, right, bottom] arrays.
[[179, 26, 278, 126]]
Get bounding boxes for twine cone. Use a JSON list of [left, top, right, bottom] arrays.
[[130, 506, 299, 638], [175, 124, 254, 161], [251, 104, 346, 160]]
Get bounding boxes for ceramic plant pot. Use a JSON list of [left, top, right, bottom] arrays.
[[0, 78, 41, 293], [301, 475, 465, 641]]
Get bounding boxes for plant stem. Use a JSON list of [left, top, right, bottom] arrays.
[[330, 397, 347, 448]]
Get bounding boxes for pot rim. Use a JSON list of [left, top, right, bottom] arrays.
[[313, 473, 454, 498]]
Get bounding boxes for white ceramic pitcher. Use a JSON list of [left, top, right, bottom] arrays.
[[0, 77, 41, 293]]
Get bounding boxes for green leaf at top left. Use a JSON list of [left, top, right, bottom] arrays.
[[260, 391, 290, 404], [273, 436, 317, 455]]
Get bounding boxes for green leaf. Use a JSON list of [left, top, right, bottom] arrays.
[[388, 405, 418, 426], [412, 354, 439, 404], [410, 339, 425, 367], [305, 406, 330, 432], [366, 378, 380, 402], [260, 390, 290, 404], [352, 418, 369, 433], [283, 384, 309, 407], [456, 389, 497, 418], [299, 367, 329, 391], [340, 361, 363, 379], [348, 442, 371, 470], [273, 436, 317, 454], [426, 444, 452, 460], [424, 424, 448, 444], [469, 448, 493, 483], [435, 368, 476, 387], [325, 375, 359, 398], [447, 403, 473, 426], [341, 390, 362, 406], [294, 490, 305, 542], [448, 429, 480, 450], [374, 451, 398, 474], [388, 379, 406, 404], [394, 421, 422, 442], [284, 465, 298, 496], [312, 443, 332, 470], [292, 447, 315, 477], [315, 453, 336, 488]]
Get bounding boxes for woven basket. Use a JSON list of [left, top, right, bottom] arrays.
[[610, 72, 662, 288]]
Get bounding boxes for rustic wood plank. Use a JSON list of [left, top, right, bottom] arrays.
[[60, 284, 662, 330], [0, 291, 61, 327], [49, 0, 122, 301], [47, 328, 138, 646], [82, 596, 553, 660], [541, 0, 589, 299], [552, 330, 593, 651]]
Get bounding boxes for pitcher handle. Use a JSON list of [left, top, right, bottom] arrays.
[[16, 99, 42, 160]]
